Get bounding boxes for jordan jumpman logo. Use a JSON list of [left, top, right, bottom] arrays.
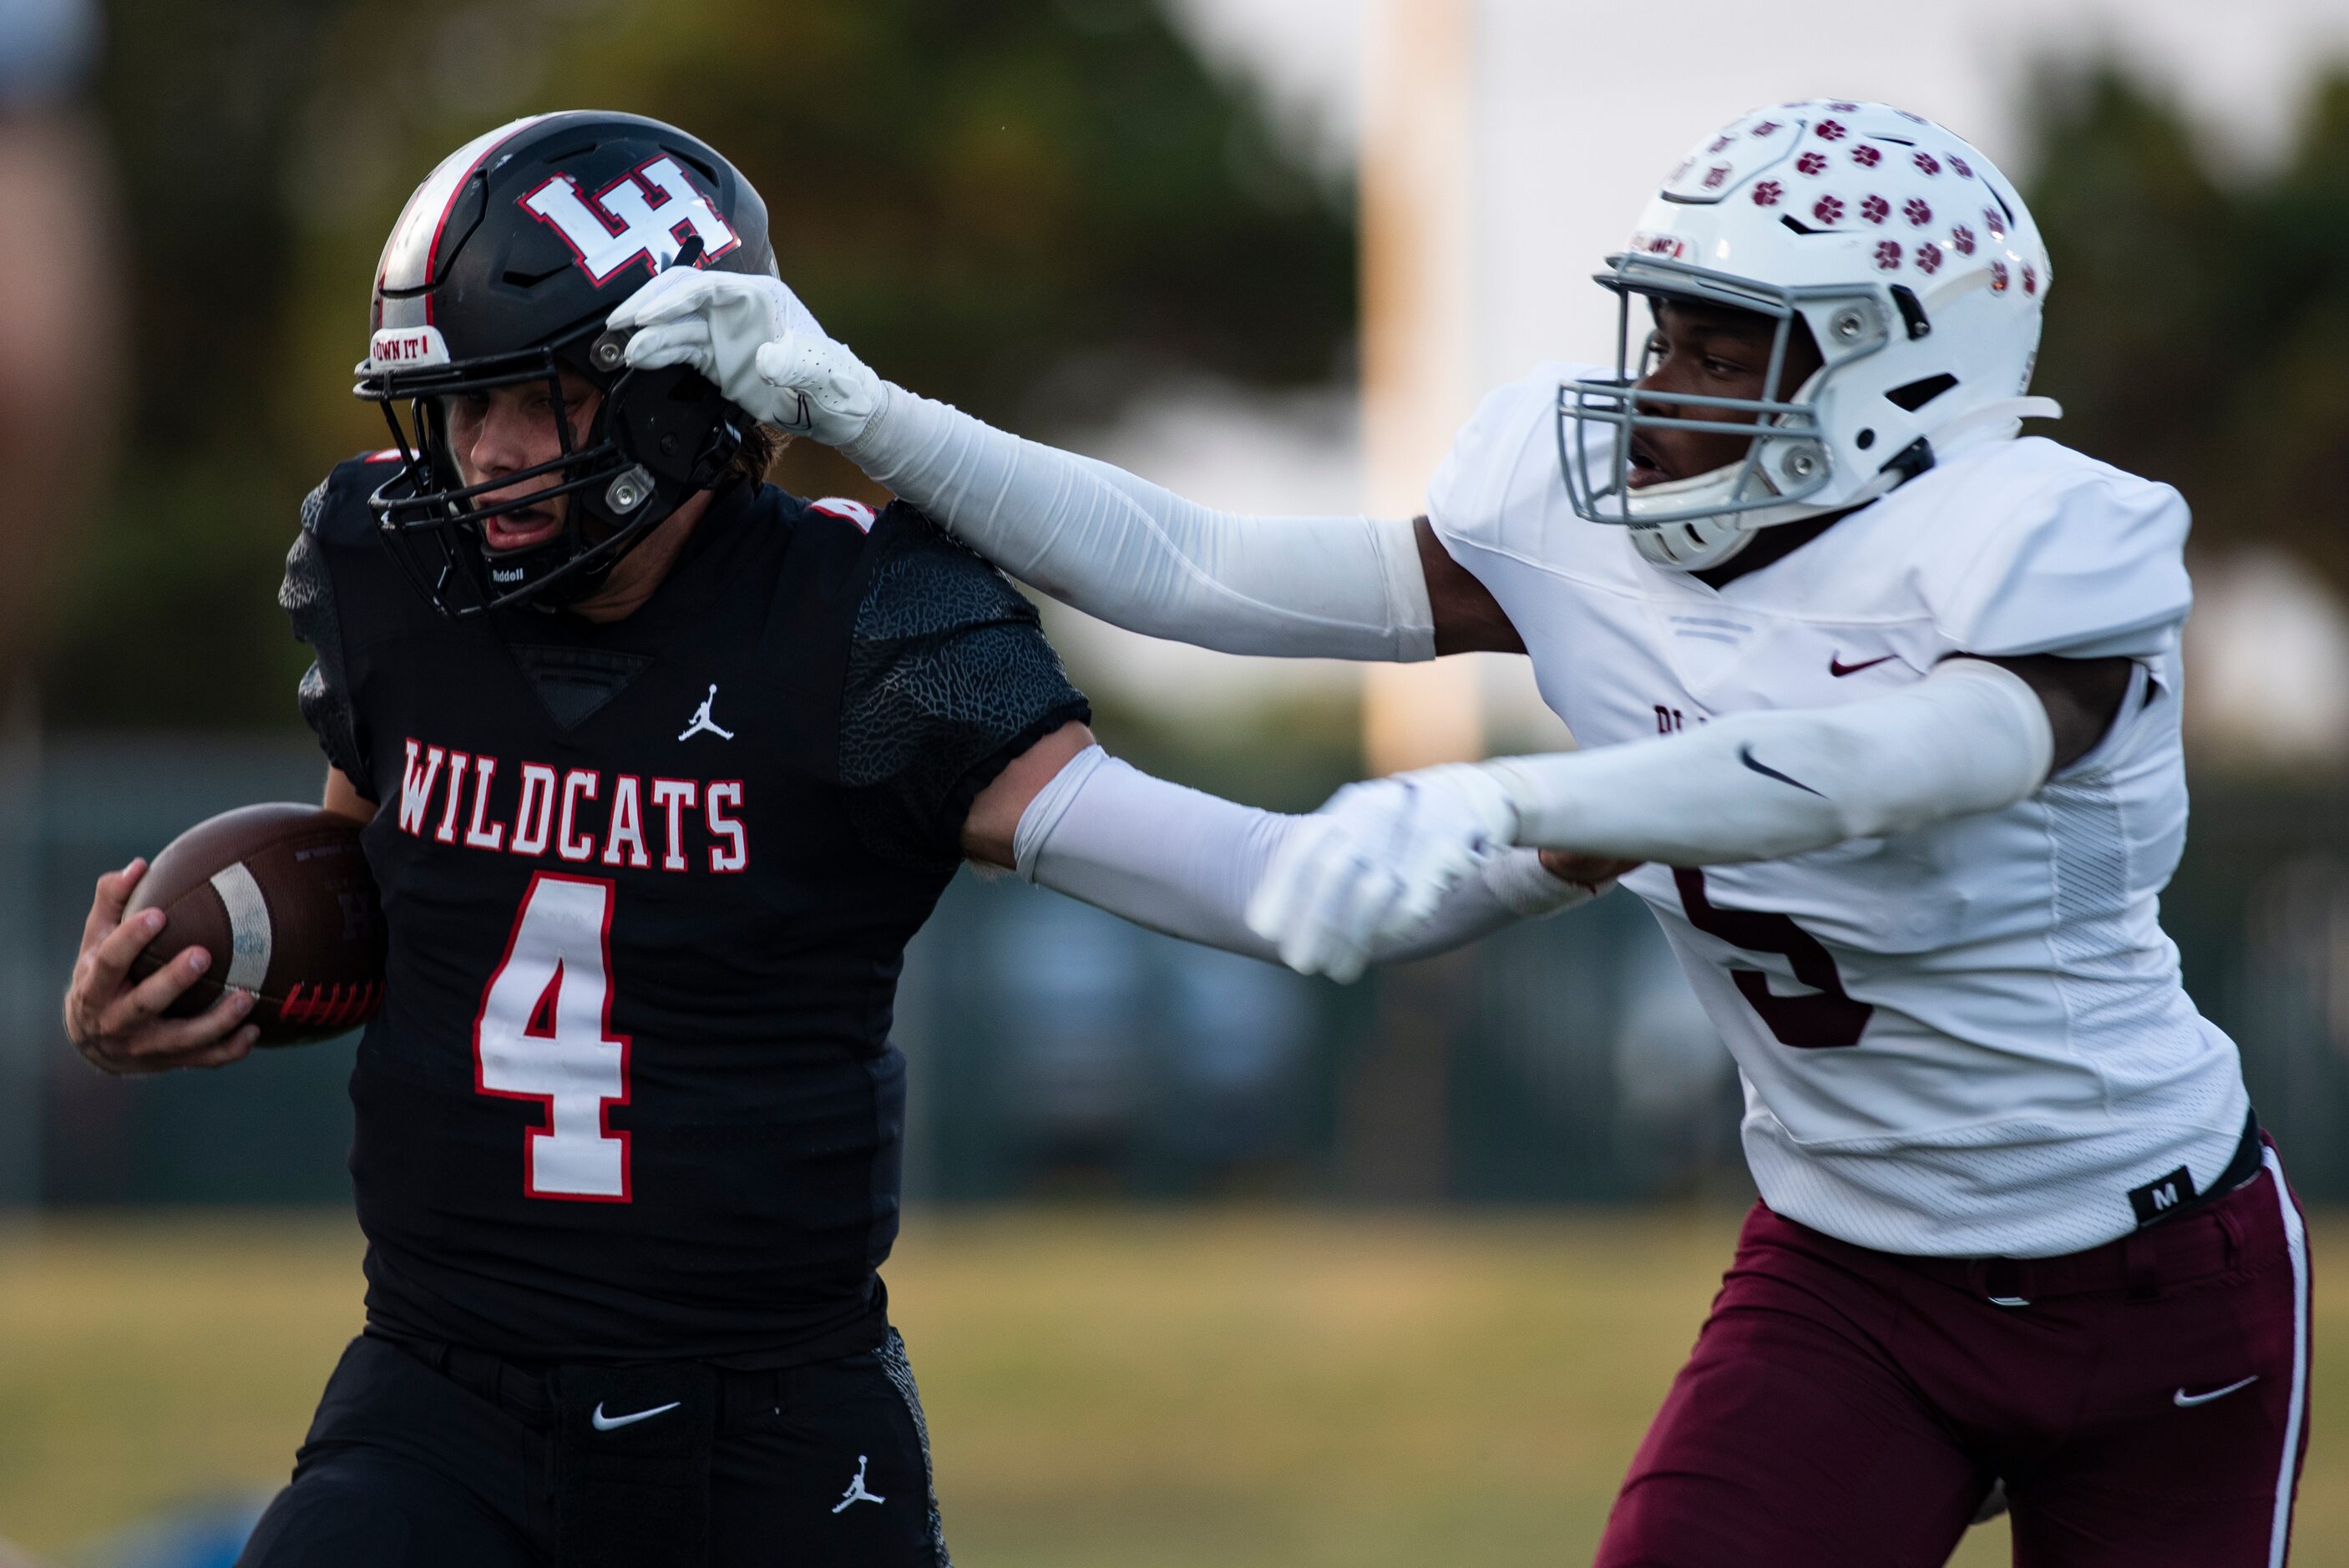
[[832, 1454, 885, 1513], [677, 684, 735, 741]]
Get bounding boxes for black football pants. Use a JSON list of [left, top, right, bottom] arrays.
[[238, 1329, 950, 1568]]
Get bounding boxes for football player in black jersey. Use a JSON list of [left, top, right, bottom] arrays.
[[58, 113, 1611, 1568]]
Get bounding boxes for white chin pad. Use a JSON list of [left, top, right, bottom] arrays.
[[1624, 455, 1773, 518], [1632, 518, 1752, 573]]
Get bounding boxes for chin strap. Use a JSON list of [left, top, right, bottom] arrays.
[[1850, 394, 2063, 505], [1925, 396, 2063, 456], [1635, 393, 2064, 574]]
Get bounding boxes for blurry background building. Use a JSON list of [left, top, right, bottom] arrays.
[[10, 0, 2349, 1212]]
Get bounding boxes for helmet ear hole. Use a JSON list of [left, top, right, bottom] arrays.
[[1856, 428, 1876, 450], [1886, 372, 1959, 412]]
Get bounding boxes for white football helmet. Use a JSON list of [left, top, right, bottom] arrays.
[[1562, 100, 2061, 570]]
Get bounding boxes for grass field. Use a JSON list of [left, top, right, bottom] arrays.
[[1, 1208, 2341, 1565]]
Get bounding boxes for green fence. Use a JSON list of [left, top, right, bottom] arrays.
[[5, 735, 2344, 1206]]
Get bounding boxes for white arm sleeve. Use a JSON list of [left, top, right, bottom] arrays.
[[1488, 659, 2055, 865], [1015, 747, 1587, 964], [841, 386, 1436, 662]]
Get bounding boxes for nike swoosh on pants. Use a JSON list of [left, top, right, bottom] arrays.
[[591, 1399, 682, 1431], [2174, 1375, 2259, 1408]]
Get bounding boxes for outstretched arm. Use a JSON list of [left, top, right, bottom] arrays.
[[841, 384, 1438, 662], [610, 271, 1523, 659], [1243, 657, 2101, 978], [962, 722, 1610, 980]]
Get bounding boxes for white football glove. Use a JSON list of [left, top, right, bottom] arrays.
[[1245, 763, 1521, 983], [606, 269, 887, 447]]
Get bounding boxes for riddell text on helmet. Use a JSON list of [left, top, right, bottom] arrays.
[[395, 739, 748, 873]]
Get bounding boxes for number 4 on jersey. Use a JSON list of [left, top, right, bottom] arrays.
[[474, 873, 631, 1201]]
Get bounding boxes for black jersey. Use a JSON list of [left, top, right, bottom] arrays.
[[282, 456, 1086, 1363]]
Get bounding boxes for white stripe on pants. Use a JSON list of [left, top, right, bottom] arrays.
[[2264, 1146, 2310, 1568]]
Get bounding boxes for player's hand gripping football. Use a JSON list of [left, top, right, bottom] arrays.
[[1247, 764, 1523, 982], [608, 269, 886, 448], [62, 857, 257, 1074]]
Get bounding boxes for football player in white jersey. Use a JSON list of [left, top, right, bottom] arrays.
[[607, 100, 2309, 1566]]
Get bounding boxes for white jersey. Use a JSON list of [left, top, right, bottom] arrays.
[[1427, 363, 2250, 1259]]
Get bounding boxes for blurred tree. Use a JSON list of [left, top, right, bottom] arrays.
[[62, 29, 2349, 733], [2232, 73, 2349, 588], [2024, 63, 2349, 587], [48, 0, 1354, 728]]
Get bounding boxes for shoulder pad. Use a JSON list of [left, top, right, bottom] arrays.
[[856, 501, 1032, 639], [767, 488, 964, 564], [302, 449, 411, 547], [767, 488, 887, 536], [1428, 362, 1607, 563], [1908, 439, 2192, 660], [838, 498, 1084, 869], [802, 495, 879, 533]]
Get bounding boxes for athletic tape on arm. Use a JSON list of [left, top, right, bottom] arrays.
[[843, 388, 1436, 662], [1015, 746, 1584, 964], [1490, 658, 2055, 864]]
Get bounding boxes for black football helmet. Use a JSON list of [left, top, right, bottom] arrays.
[[355, 111, 776, 615]]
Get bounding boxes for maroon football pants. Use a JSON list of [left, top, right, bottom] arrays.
[[1597, 1150, 2311, 1567]]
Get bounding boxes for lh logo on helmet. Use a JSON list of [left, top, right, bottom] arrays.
[[520, 156, 741, 287]]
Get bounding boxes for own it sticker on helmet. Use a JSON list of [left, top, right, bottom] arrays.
[[368, 325, 451, 372]]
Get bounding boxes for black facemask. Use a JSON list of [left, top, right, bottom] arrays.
[[357, 112, 776, 616]]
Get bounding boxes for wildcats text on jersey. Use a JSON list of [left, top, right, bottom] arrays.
[[396, 738, 748, 874]]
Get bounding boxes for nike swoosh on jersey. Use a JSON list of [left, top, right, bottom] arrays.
[[1829, 654, 1897, 677], [590, 1399, 682, 1431], [1738, 745, 1825, 797], [2172, 1375, 2258, 1409]]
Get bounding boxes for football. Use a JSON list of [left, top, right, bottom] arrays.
[[123, 803, 387, 1046]]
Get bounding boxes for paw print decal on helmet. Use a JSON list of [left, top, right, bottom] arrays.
[[1577, 99, 2053, 572]]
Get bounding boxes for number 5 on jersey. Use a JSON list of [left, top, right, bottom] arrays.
[[474, 873, 631, 1201], [1673, 867, 1872, 1048]]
